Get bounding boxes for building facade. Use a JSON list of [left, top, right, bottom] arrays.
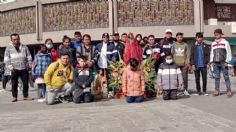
[[0, 0, 235, 47]]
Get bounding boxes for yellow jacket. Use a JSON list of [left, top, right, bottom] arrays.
[[44, 61, 73, 89]]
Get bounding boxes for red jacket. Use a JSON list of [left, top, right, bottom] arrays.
[[123, 34, 143, 65], [50, 48, 58, 62]]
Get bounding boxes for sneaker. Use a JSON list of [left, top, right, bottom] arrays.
[[203, 92, 209, 96], [58, 95, 65, 103], [58, 95, 69, 103], [177, 91, 184, 96], [212, 91, 220, 96], [12, 98, 17, 102], [184, 90, 190, 96], [226, 91, 233, 97], [37, 98, 46, 103]]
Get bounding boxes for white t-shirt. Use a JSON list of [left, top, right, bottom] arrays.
[[98, 43, 108, 69]]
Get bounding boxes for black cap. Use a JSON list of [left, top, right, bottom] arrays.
[[214, 29, 224, 35], [102, 33, 109, 38], [113, 32, 119, 36], [196, 32, 203, 38]]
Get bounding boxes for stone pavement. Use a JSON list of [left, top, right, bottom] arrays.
[[0, 74, 236, 132]]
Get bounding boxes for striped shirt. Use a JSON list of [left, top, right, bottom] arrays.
[[4, 44, 32, 70]]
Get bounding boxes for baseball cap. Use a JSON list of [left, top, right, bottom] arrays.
[[165, 29, 173, 34], [113, 32, 119, 36]]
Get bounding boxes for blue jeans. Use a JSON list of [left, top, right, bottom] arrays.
[[213, 63, 231, 92], [126, 96, 143, 103], [38, 83, 46, 99]]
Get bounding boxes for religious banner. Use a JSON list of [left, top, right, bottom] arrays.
[[118, 0, 194, 27], [0, 7, 36, 37], [43, 0, 109, 32]]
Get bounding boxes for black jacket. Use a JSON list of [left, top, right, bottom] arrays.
[[114, 41, 125, 61], [190, 43, 210, 67], [73, 67, 93, 89]]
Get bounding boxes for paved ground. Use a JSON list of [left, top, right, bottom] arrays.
[[0, 74, 236, 132]]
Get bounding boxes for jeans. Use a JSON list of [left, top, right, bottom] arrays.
[[179, 66, 188, 90], [213, 63, 231, 92], [46, 83, 74, 105], [194, 67, 207, 93], [126, 96, 143, 103], [11, 69, 29, 98], [38, 83, 46, 99]]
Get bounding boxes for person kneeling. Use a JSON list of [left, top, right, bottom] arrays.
[[44, 53, 74, 105], [158, 52, 183, 100], [73, 55, 93, 104], [122, 58, 145, 103]]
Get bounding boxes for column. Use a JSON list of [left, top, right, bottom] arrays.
[[36, 0, 43, 42], [108, 0, 114, 35]]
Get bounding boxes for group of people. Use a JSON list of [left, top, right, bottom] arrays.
[[2, 28, 233, 105]]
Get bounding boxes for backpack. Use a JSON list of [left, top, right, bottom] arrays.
[[53, 62, 73, 76]]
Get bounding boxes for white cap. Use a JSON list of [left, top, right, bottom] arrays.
[[165, 29, 173, 34]]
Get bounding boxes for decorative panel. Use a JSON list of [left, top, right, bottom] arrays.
[[43, 0, 109, 32], [118, 0, 194, 27], [0, 7, 36, 36]]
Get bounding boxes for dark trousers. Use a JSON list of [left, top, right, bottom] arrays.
[[73, 88, 93, 104], [2, 75, 11, 89], [126, 96, 143, 103], [194, 67, 207, 93], [11, 69, 29, 98], [163, 89, 177, 100], [179, 66, 188, 90]]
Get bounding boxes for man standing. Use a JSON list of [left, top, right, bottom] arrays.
[[95, 33, 117, 70], [121, 33, 127, 45], [112, 32, 125, 61], [76, 34, 97, 68], [44, 53, 74, 105], [4, 33, 33, 102], [171, 32, 190, 96], [159, 29, 175, 61], [210, 29, 232, 97], [190, 32, 210, 96], [143, 35, 162, 73], [71, 31, 83, 49]]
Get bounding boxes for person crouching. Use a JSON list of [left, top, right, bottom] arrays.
[[73, 55, 93, 103], [158, 52, 183, 100], [122, 58, 145, 103]]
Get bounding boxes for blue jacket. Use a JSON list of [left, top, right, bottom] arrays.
[[95, 42, 118, 61], [71, 40, 83, 49]]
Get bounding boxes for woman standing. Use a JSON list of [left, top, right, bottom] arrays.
[[45, 38, 58, 62]]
